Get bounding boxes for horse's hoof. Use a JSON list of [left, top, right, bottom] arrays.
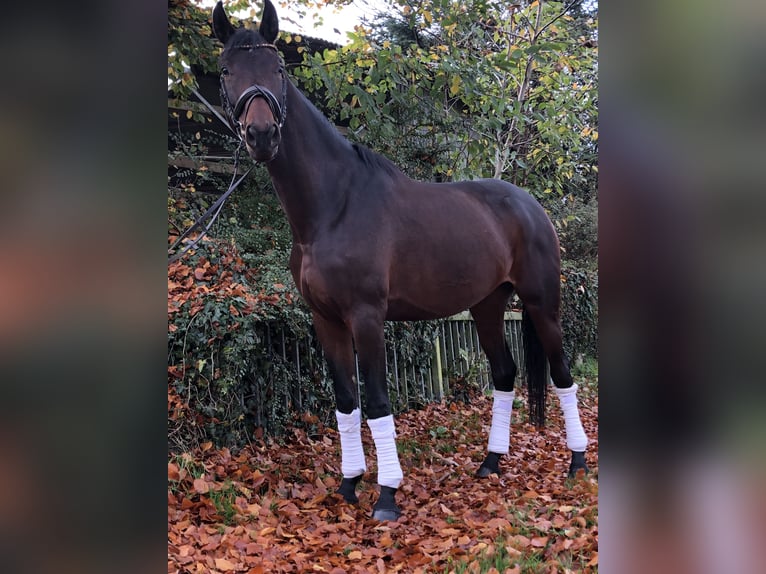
[[476, 465, 497, 478], [568, 465, 589, 478], [567, 451, 589, 478], [476, 452, 501, 478], [371, 508, 401, 522], [371, 485, 401, 521], [336, 475, 362, 504]]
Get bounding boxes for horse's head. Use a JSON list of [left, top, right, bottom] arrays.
[[212, 0, 285, 162]]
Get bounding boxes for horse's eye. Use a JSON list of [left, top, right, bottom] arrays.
[[221, 67, 229, 76]]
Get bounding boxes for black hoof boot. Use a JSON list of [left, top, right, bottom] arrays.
[[476, 452, 501, 478], [567, 451, 589, 478], [371, 486, 401, 521], [336, 474, 363, 504]]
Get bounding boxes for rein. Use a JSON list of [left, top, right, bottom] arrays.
[[168, 43, 286, 264], [168, 144, 253, 263]]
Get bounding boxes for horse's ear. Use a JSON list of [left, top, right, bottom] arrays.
[[212, 1, 235, 45], [259, 0, 279, 44]]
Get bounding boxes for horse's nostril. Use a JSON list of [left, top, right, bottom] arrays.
[[246, 124, 279, 148], [246, 124, 259, 145], [268, 124, 279, 144]]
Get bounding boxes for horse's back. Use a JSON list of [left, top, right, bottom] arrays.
[[445, 178, 552, 227], [399, 177, 557, 251]]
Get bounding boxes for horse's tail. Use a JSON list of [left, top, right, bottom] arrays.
[[522, 308, 547, 429]]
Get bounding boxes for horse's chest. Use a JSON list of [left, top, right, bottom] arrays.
[[294, 248, 343, 316]]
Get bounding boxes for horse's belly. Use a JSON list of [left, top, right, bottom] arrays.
[[385, 299, 465, 321], [386, 272, 503, 321], [387, 234, 510, 320]]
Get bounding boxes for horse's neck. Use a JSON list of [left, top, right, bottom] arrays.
[[266, 82, 354, 244]]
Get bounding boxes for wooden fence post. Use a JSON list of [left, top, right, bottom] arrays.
[[432, 335, 444, 400]]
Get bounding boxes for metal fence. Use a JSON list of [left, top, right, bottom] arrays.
[[253, 312, 525, 424], [432, 311, 525, 396]]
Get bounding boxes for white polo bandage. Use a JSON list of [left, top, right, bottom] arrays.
[[553, 383, 588, 451], [367, 414, 403, 489], [336, 409, 367, 478], [488, 389, 515, 454]]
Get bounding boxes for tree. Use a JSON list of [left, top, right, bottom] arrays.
[[168, 0, 221, 100], [294, 0, 598, 202]]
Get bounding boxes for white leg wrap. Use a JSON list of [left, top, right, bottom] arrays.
[[367, 414, 403, 489], [553, 383, 588, 451], [488, 389, 515, 454], [336, 409, 367, 478]]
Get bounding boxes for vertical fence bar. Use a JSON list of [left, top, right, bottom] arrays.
[[354, 352, 362, 411], [448, 321, 457, 375], [460, 320, 466, 377], [280, 328, 289, 411], [464, 320, 471, 365], [392, 345, 406, 412], [452, 320, 459, 376], [401, 345, 409, 409], [402, 346, 410, 409], [432, 334, 443, 400], [441, 328, 449, 396], [473, 323, 487, 391], [295, 337, 302, 411], [412, 364, 426, 410]]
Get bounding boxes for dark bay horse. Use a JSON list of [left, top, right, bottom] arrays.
[[211, 0, 589, 521]]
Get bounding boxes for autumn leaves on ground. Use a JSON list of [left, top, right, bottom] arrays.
[[168, 379, 598, 573]]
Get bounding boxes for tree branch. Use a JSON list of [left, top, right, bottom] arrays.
[[537, 0, 583, 40]]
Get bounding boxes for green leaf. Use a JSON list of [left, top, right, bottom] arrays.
[[449, 75, 461, 96]]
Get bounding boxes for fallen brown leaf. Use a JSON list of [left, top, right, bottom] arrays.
[[168, 376, 598, 573]]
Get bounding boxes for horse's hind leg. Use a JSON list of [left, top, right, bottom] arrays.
[[515, 269, 589, 477], [470, 284, 517, 477], [312, 312, 366, 503]]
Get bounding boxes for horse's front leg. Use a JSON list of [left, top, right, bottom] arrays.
[[350, 308, 403, 521], [312, 313, 366, 504]]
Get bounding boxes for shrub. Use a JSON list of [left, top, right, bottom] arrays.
[[559, 198, 598, 267], [560, 261, 598, 362], [167, 238, 322, 452]]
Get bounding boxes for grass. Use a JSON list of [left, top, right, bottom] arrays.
[[571, 356, 598, 403], [571, 356, 598, 381], [173, 452, 205, 479], [209, 480, 239, 525], [397, 437, 425, 458], [444, 537, 547, 574], [168, 452, 206, 495]]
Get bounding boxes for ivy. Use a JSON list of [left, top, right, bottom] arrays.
[[560, 261, 598, 361]]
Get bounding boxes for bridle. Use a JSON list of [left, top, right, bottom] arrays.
[[219, 43, 288, 139]]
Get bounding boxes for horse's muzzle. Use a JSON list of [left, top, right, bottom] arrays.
[[245, 123, 280, 162]]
